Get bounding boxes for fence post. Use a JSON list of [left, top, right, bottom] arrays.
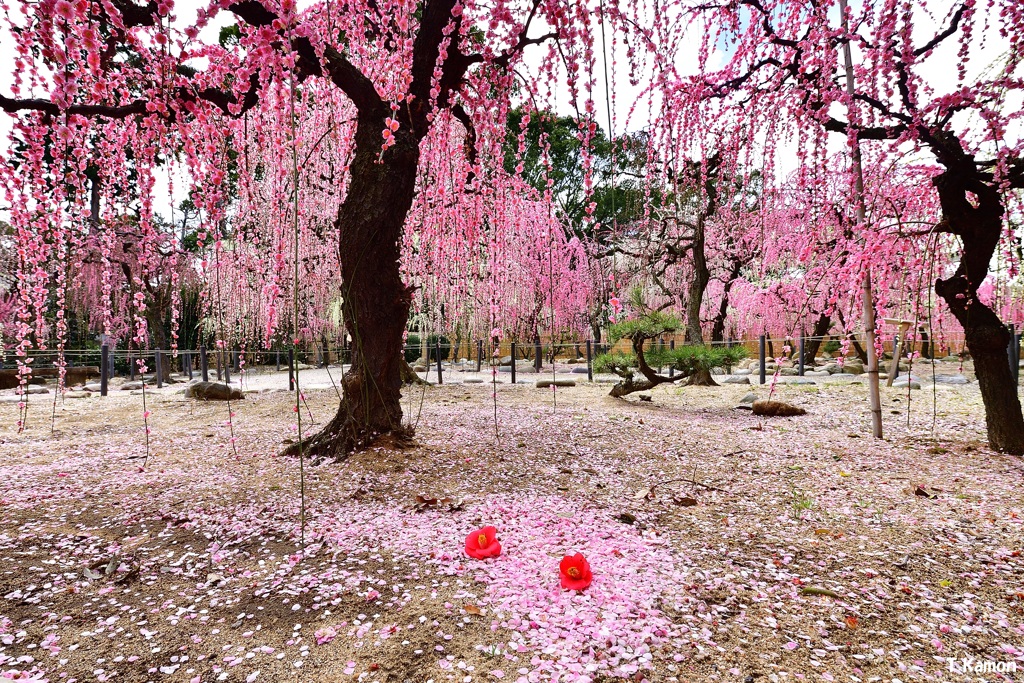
[[100, 344, 109, 396], [511, 341, 517, 385], [893, 334, 901, 381], [435, 339, 443, 385], [586, 339, 593, 382], [129, 351, 135, 380], [185, 351, 193, 379], [669, 339, 675, 378], [155, 350, 163, 388], [276, 349, 281, 372], [476, 339, 483, 373], [534, 338, 542, 373], [224, 349, 231, 384], [798, 336, 805, 376], [200, 345, 209, 382], [288, 348, 295, 391], [759, 334, 766, 385]]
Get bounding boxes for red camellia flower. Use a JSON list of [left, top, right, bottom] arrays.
[[465, 526, 501, 560], [559, 553, 593, 591]]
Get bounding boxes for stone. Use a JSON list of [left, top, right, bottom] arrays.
[[571, 367, 590, 374], [892, 376, 921, 389], [788, 378, 816, 385], [535, 379, 576, 388], [779, 367, 799, 376], [464, 378, 484, 384], [17, 385, 50, 395], [84, 382, 103, 392], [739, 392, 757, 404], [932, 374, 969, 385], [412, 365, 427, 372], [822, 363, 840, 374], [184, 381, 243, 401], [733, 368, 751, 375], [638, 393, 652, 402], [940, 355, 960, 363], [804, 370, 830, 377], [63, 391, 91, 398], [826, 373, 860, 381], [500, 355, 513, 364], [710, 366, 726, 376], [721, 376, 750, 385], [121, 381, 145, 390]]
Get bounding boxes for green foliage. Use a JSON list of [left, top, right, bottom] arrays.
[[404, 334, 422, 363], [607, 312, 681, 343], [594, 344, 746, 377], [823, 339, 841, 354]]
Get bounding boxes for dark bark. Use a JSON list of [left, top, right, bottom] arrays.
[[684, 214, 709, 344], [683, 366, 719, 386], [801, 312, 831, 364], [709, 259, 744, 343], [931, 158, 1024, 454], [285, 113, 419, 460]]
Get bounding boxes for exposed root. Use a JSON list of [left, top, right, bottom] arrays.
[[281, 409, 416, 461]]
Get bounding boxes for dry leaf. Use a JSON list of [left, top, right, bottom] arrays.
[[463, 604, 482, 615]]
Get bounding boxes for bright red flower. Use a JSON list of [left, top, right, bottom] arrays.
[[559, 553, 593, 591], [465, 525, 501, 560]]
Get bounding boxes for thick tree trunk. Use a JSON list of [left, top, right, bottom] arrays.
[[684, 216, 709, 344], [285, 116, 419, 460], [932, 167, 1024, 454]]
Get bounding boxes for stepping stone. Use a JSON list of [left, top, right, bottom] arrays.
[[722, 376, 750, 384], [932, 374, 969, 385], [788, 378, 816, 385], [571, 367, 590, 374], [535, 379, 576, 388], [464, 378, 484, 384], [734, 392, 757, 410]]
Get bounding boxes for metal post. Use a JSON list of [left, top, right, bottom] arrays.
[[511, 341, 517, 385], [288, 348, 295, 391], [100, 344, 109, 397], [798, 336, 805, 376], [669, 339, 675, 378], [759, 334, 766, 385], [224, 350, 231, 385], [129, 351, 135, 380], [155, 350, 163, 388], [586, 339, 593, 382], [435, 339, 443, 385], [200, 345, 209, 382], [534, 338, 542, 373], [476, 339, 483, 373], [276, 349, 281, 372]]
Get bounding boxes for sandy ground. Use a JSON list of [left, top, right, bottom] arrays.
[[0, 365, 1022, 683]]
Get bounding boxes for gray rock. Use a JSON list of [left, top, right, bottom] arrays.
[[804, 370, 830, 377], [500, 355, 513, 364], [932, 374, 969, 385], [826, 373, 861, 381], [892, 376, 921, 389], [19, 385, 50, 395], [184, 381, 243, 401], [84, 382, 103, 392], [788, 378, 816, 385], [464, 378, 484, 384], [535, 379, 576, 388], [412, 365, 427, 372], [940, 355, 961, 363], [638, 393, 652, 402], [571, 367, 590, 374], [121, 381, 145, 390], [710, 366, 726, 376], [722, 376, 750, 385], [779, 367, 799, 376], [733, 368, 751, 375], [63, 391, 91, 398]]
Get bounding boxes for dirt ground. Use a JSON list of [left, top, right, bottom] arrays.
[[0, 370, 1022, 683]]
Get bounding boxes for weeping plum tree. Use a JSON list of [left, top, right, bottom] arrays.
[[674, 0, 1024, 453], [0, 0, 641, 457]]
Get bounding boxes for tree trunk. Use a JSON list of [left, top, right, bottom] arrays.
[[802, 312, 831, 365], [683, 366, 719, 386], [285, 116, 419, 460], [684, 215, 709, 344], [710, 259, 743, 343], [932, 167, 1024, 454]]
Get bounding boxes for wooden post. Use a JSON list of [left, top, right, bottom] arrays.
[[155, 350, 163, 388], [288, 348, 295, 391], [669, 339, 675, 378], [435, 339, 443, 385], [586, 339, 593, 382], [100, 344, 109, 396], [511, 342, 517, 385], [759, 334, 766, 385], [200, 345, 209, 382]]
